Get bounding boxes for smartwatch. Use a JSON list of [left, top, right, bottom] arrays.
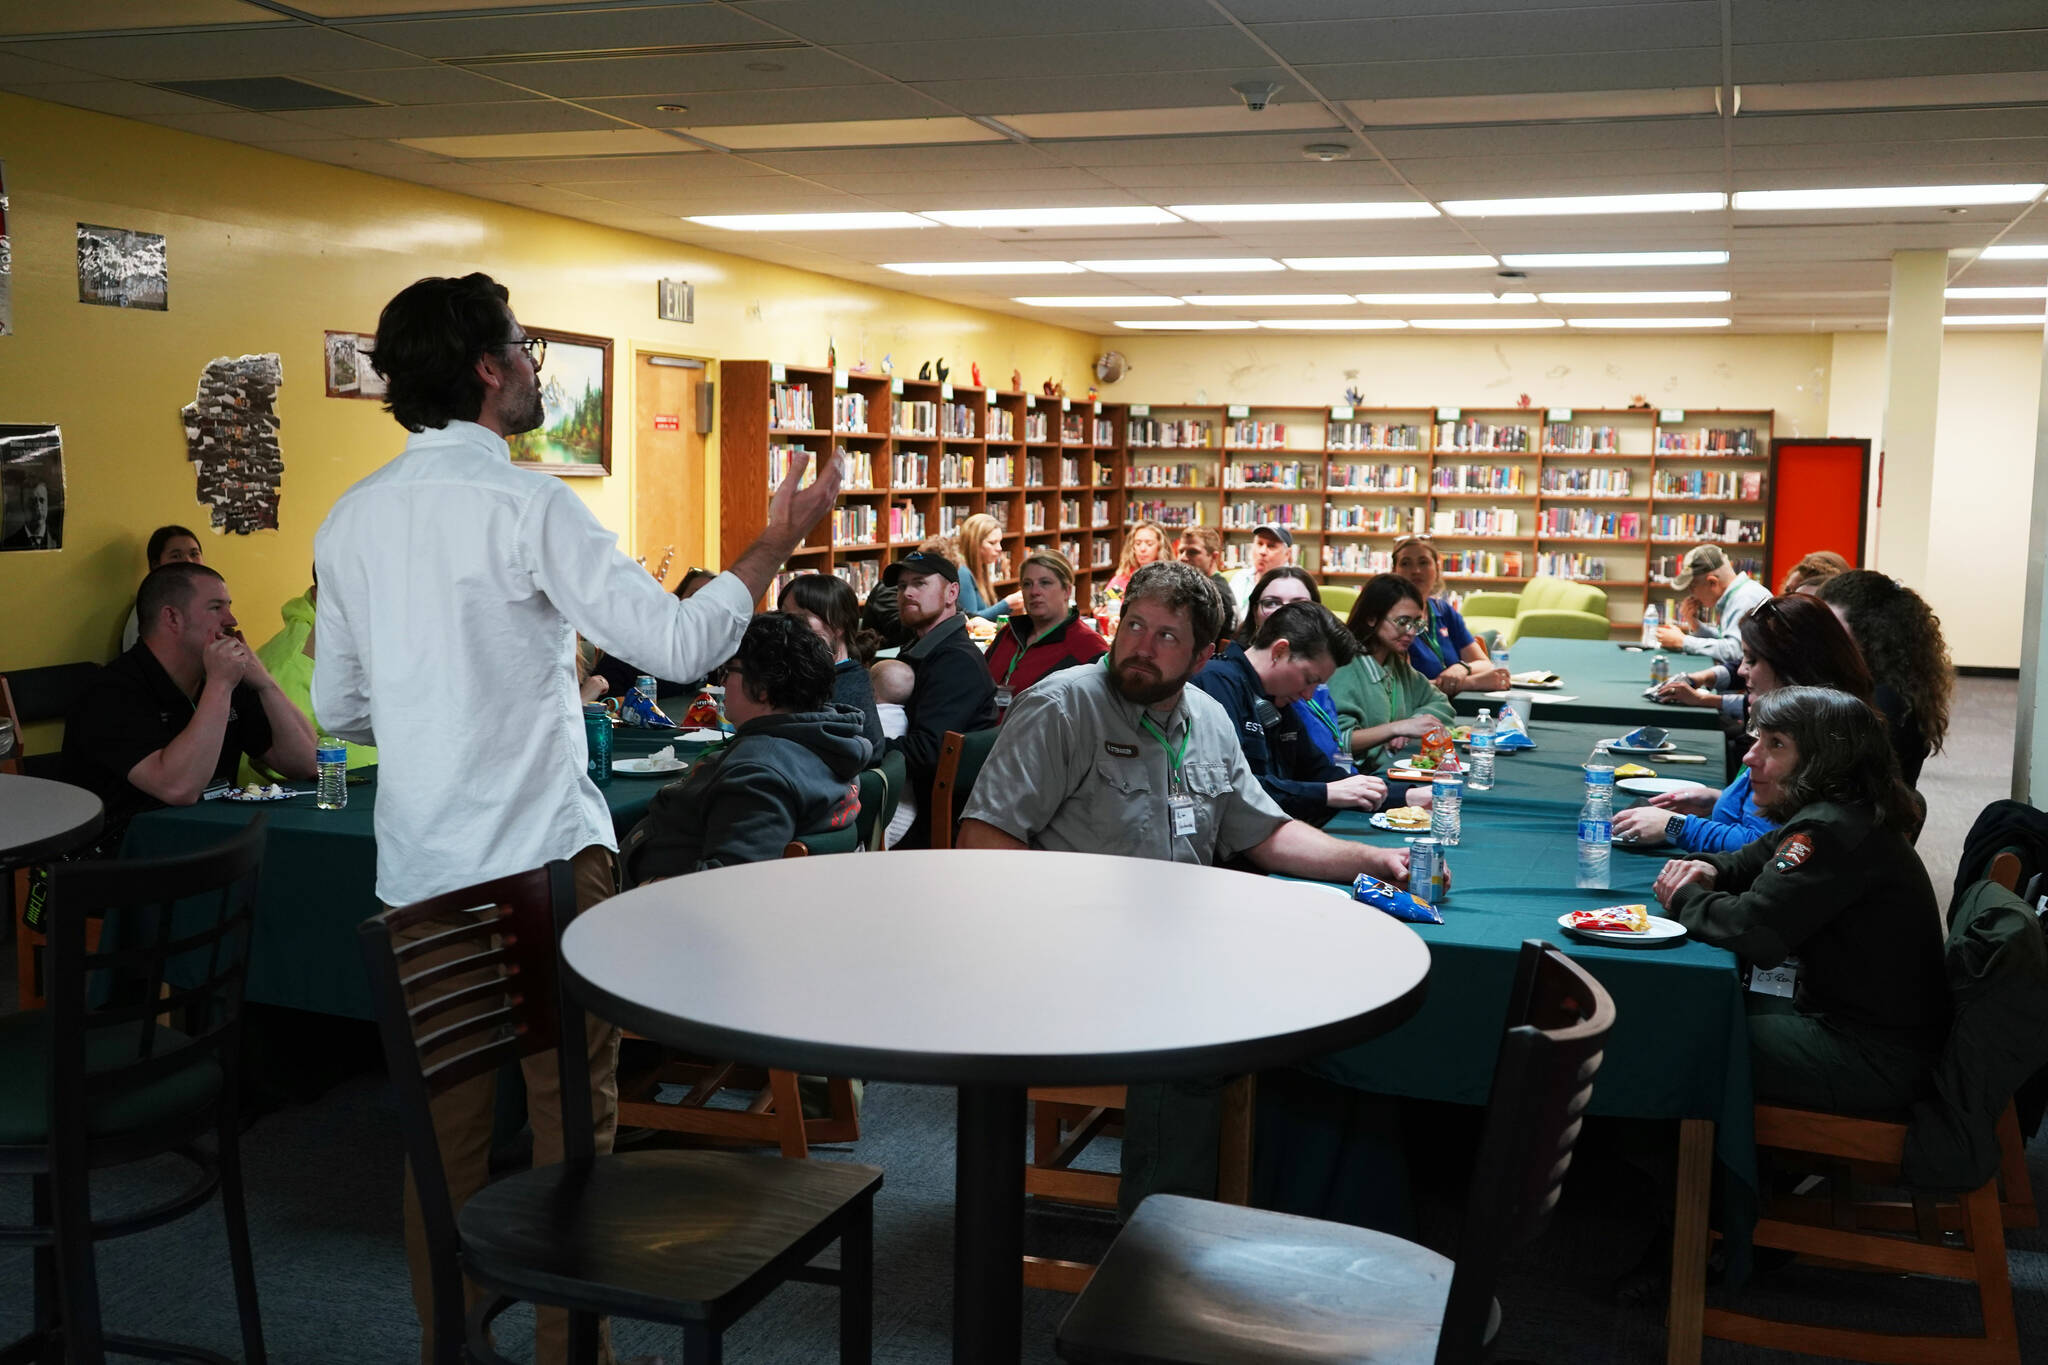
[[1664, 814, 1686, 842]]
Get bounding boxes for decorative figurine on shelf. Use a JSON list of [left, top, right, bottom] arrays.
[[971, 362, 983, 387], [917, 360, 932, 381], [1087, 385, 1098, 402], [826, 335, 836, 372], [1042, 378, 1065, 398], [852, 353, 869, 373], [1628, 393, 1652, 409], [881, 353, 893, 374], [1343, 386, 1364, 407], [1517, 393, 1532, 408], [1010, 368, 1022, 392], [936, 358, 950, 383]]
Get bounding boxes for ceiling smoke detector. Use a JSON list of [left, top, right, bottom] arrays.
[[1303, 143, 1352, 162], [1233, 80, 1283, 112]]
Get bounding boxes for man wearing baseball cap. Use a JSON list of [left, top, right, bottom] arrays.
[[1224, 523, 1296, 614], [883, 548, 998, 845], [1655, 543, 1770, 667]]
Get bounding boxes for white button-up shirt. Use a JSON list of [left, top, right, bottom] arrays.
[[312, 420, 752, 905]]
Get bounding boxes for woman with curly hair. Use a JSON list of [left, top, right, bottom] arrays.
[[1814, 570, 1951, 786], [1107, 519, 1169, 596]]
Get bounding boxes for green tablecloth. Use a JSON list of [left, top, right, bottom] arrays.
[[1404, 715, 1725, 817], [120, 755, 690, 1020], [1450, 636, 1722, 732]]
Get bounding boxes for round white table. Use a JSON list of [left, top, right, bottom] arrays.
[[561, 848, 1432, 1362], [0, 773, 104, 865]]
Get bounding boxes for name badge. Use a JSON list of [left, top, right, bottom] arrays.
[[993, 686, 1014, 710], [1104, 741, 1139, 758], [1748, 959, 1797, 998], [1168, 794, 1197, 838]]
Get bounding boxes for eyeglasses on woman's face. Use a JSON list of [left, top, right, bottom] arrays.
[[1386, 613, 1427, 635]]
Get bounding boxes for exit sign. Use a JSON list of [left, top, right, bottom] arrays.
[[652, 413, 680, 431]]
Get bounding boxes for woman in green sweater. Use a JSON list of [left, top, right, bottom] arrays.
[[1330, 573, 1455, 770]]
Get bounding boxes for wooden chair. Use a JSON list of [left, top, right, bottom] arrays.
[[929, 727, 1000, 850], [357, 860, 882, 1365], [615, 831, 863, 1158], [1023, 1077, 1256, 1292], [1055, 940, 1614, 1364], [0, 818, 270, 1365]]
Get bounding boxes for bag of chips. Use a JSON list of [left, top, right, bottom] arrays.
[[1491, 701, 1535, 750], [682, 689, 724, 729], [621, 689, 679, 728], [1352, 873, 1443, 926], [1568, 904, 1651, 933], [1417, 722, 1455, 767]]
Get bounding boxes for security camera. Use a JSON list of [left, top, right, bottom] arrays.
[[1233, 81, 1283, 112]]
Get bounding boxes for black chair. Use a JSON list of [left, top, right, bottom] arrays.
[[855, 749, 906, 852], [357, 860, 882, 1365], [0, 817, 269, 1365], [1056, 939, 1615, 1365]]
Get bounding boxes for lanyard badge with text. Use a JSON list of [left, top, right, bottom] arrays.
[[1139, 713, 1197, 837]]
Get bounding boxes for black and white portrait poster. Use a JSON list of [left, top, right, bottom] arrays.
[[77, 223, 167, 310], [0, 161, 12, 336], [0, 424, 64, 552]]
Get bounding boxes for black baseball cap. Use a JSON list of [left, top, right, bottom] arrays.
[[883, 550, 959, 586], [1251, 523, 1295, 547]]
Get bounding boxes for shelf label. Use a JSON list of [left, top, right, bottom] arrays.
[[1130, 403, 1150, 417], [1227, 404, 1249, 418], [941, 382, 953, 400], [832, 367, 847, 389], [1547, 407, 1572, 422], [1093, 400, 1102, 414], [1660, 408, 1685, 424], [1436, 406, 1461, 421], [1026, 394, 1036, 409], [1061, 397, 1071, 411], [891, 376, 904, 395], [770, 361, 785, 383], [1330, 405, 1354, 421]]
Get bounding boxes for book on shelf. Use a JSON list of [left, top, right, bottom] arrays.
[[1092, 496, 1111, 528], [988, 408, 1017, 441], [1128, 417, 1213, 449], [1323, 544, 1392, 574], [1024, 412, 1049, 442], [1541, 424, 1618, 454], [1325, 503, 1426, 535], [937, 451, 975, 489], [831, 504, 879, 547], [1222, 502, 1312, 532], [985, 454, 1015, 489], [1435, 419, 1533, 452], [1539, 507, 1641, 539], [1128, 500, 1205, 528], [1653, 469, 1762, 499], [890, 451, 930, 487], [1225, 460, 1318, 489], [1329, 463, 1421, 492], [1540, 466, 1632, 495], [1440, 548, 1523, 578], [769, 443, 822, 488], [1431, 506, 1521, 536], [1537, 552, 1613, 580], [1060, 496, 1082, 529], [1060, 455, 1081, 486], [770, 382, 815, 431], [938, 503, 973, 536], [940, 401, 975, 439], [1128, 462, 1209, 489], [888, 503, 926, 542], [833, 558, 882, 596], [1656, 426, 1757, 455], [988, 501, 1009, 531], [1328, 421, 1422, 451], [1432, 463, 1528, 494], [1653, 550, 1761, 580], [1025, 455, 1045, 485], [1023, 502, 1046, 532], [1060, 537, 1084, 567], [1228, 419, 1286, 448], [1061, 414, 1084, 443], [894, 400, 939, 437], [1093, 417, 1114, 445], [1651, 512, 1765, 542], [842, 447, 875, 489], [832, 391, 869, 433]]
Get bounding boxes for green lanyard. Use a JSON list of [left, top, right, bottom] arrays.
[[1138, 713, 1188, 788], [1414, 601, 1452, 669], [1300, 695, 1341, 740], [1000, 617, 1067, 687]]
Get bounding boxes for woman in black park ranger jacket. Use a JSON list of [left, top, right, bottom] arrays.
[[1654, 685, 1948, 1113]]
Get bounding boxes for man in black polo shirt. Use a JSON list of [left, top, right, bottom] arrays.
[[883, 548, 997, 847], [63, 562, 318, 852]]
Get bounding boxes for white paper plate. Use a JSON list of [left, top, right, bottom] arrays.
[[613, 757, 689, 776], [1617, 776, 1698, 797], [676, 728, 727, 743], [1557, 911, 1688, 946], [1604, 738, 1677, 754], [1369, 810, 1435, 833], [1510, 674, 1563, 688], [221, 788, 300, 802]]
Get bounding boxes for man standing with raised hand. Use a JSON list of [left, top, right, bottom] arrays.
[[313, 271, 840, 1365]]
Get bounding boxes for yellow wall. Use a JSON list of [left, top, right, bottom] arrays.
[[0, 90, 1098, 685]]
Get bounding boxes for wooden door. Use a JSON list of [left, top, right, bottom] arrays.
[[633, 352, 708, 589]]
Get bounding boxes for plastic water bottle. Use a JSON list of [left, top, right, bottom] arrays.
[[1641, 604, 1660, 647], [1576, 746, 1615, 888], [1467, 707, 1495, 792], [1431, 767, 1463, 846], [315, 735, 347, 810]]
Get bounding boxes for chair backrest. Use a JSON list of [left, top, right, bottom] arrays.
[[0, 673, 20, 773], [42, 816, 268, 1166], [1318, 583, 1359, 617], [356, 860, 591, 1358], [856, 748, 906, 852], [1517, 576, 1607, 617], [929, 727, 1001, 850], [788, 825, 863, 857], [1437, 940, 1615, 1365]]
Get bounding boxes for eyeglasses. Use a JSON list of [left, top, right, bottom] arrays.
[[504, 336, 546, 371], [711, 660, 743, 686], [1387, 614, 1427, 634]]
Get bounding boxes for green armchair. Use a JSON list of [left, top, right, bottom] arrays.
[[1459, 577, 1611, 647]]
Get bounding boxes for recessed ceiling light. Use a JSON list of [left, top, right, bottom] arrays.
[[1981, 244, 2048, 260], [1538, 290, 1732, 303], [1258, 319, 1410, 330], [687, 212, 933, 231], [881, 260, 1084, 275], [1283, 255, 1497, 271], [1407, 318, 1567, 330], [1167, 202, 1439, 222], [1355, 292, 1537, 304], [1944, 285, 2048, 299], [1442, 191, 1726, 217], [1182, 294, 1359, 306], [1566, 317, 1731, 328], [1013, 295, 1184, 307], [1943, 313, 2047, 326], [1734, 183, 2045, 210], [920, 206, 1181, 227], [1500, 251, 1728, 268], [1114, 319, 1260, 329], [1078, 258, 1287, 273], [654, 103, 688, 113]]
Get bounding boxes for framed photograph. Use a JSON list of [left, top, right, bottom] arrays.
[[0, 424, 65, 552], [323, 330, 385, 399], [507, 327, 611, 476], [77, 223, 167, 310]]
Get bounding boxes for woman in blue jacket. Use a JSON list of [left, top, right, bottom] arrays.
[[1235, 566, 1346, 762]]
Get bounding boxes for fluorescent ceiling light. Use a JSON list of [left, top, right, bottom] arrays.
[[1945, 286, 2048, 299], [1284, 255, 1497, 271], [1981, 244, 2048, 260], [1443, 191, 1725, 217], [1567, 317, 1731, 328], [1114, 320, 1259, 330], [687, 211, 933, 231], [1356, 292, 1536, 304], [1501, 251, 1728, 268], [1182, 294, 1358, 307], [1538, 290, 1731, 304], [1258, 319, 1410, 330], [920, 206, 1181, 227], [882, 260, 1083, 275], [1408, 318, 1567, 330], [1013, 295, 1183, 307], [1168, 201, 1439, 222], [1079, 258, 1286, 273], [1943, 313, 2047, 326], [1734, 183, 2045, 211]]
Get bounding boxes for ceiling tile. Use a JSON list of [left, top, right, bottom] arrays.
[[255, 137, 460, 170], [286, 100, 627, 140], [316, 64, 539, 105], [582, 84, 952, 128], [689, 117, 1006, 150], [743, 0, 1222, 46], [0, 1, 285, 36], [1303, 51, 1722, 102], [1732, 33, 2048, 84], [1255, 5, 1720, 65], [1049, 132, 1364, 168], [149, 108, 358, 141], [395, 127, 695, 158], [18, 25, 416, 80], [332, 4, 782, 59], [745, 142, 1062, 175], [1730, 0, 2048, 43], [1089, 162, 1402, 189], [451, 48, 883, 100], [1366, 118, 1724, 158], [500, 154, 784, 184], [17, 79, 228, 117], [841, 27, 1264, 83], [910, 68, 1298, 117], [0, 48, 98, 83], [805, 168, 1119, 196]]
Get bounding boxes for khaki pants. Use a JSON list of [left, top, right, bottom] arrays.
[[397, 845, 622, 1365]]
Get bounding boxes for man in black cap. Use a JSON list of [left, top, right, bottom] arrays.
[[884, 549, 998, 846], [1224, 522, 1296, 613]]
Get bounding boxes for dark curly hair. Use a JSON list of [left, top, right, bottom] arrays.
[[777, 572, 881, 666], [727, 611, 835, 713], [1344, 574, 1426, 672], [1740, 594, 1871, 699], [1814, 570, 1952, 756], [368, 273, 516, 432], [1233, 565, 1321, 645], [145, 524, 199, 566], [1750, 685, 1919, 833]]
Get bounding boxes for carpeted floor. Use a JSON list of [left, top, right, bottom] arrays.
[[3, 676, 2041, 1364]]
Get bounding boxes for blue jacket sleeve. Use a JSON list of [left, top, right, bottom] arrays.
[[1191, 668, 1336, 825], [1674, 770, 1776, 853]]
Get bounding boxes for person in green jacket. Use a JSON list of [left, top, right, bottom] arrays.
[[241, 576, 377, 783], [1328, 573, 1454, 770]]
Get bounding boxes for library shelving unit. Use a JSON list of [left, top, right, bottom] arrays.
[[718, 360, 1129, 607]]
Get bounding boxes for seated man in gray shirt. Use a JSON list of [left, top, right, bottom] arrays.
[[960, 559, 1422, 1215]]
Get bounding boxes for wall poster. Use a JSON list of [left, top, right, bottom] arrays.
[[324, 330, 386, 400], [182, 354, 284, 534], [78, 222, 168, 310], [0, 161, 11, 336], [0, 424, 64, 552]]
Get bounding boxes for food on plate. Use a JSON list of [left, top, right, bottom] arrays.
[[1511, 670, 1562, 686], [1379, 805, 1431, 829], [1568, 904, 1651, 934], [241, 783, 263, 798], [1450, 724, 1472, 743], [1614, 763, 1657, 779], [965, 617, 999, 644]]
